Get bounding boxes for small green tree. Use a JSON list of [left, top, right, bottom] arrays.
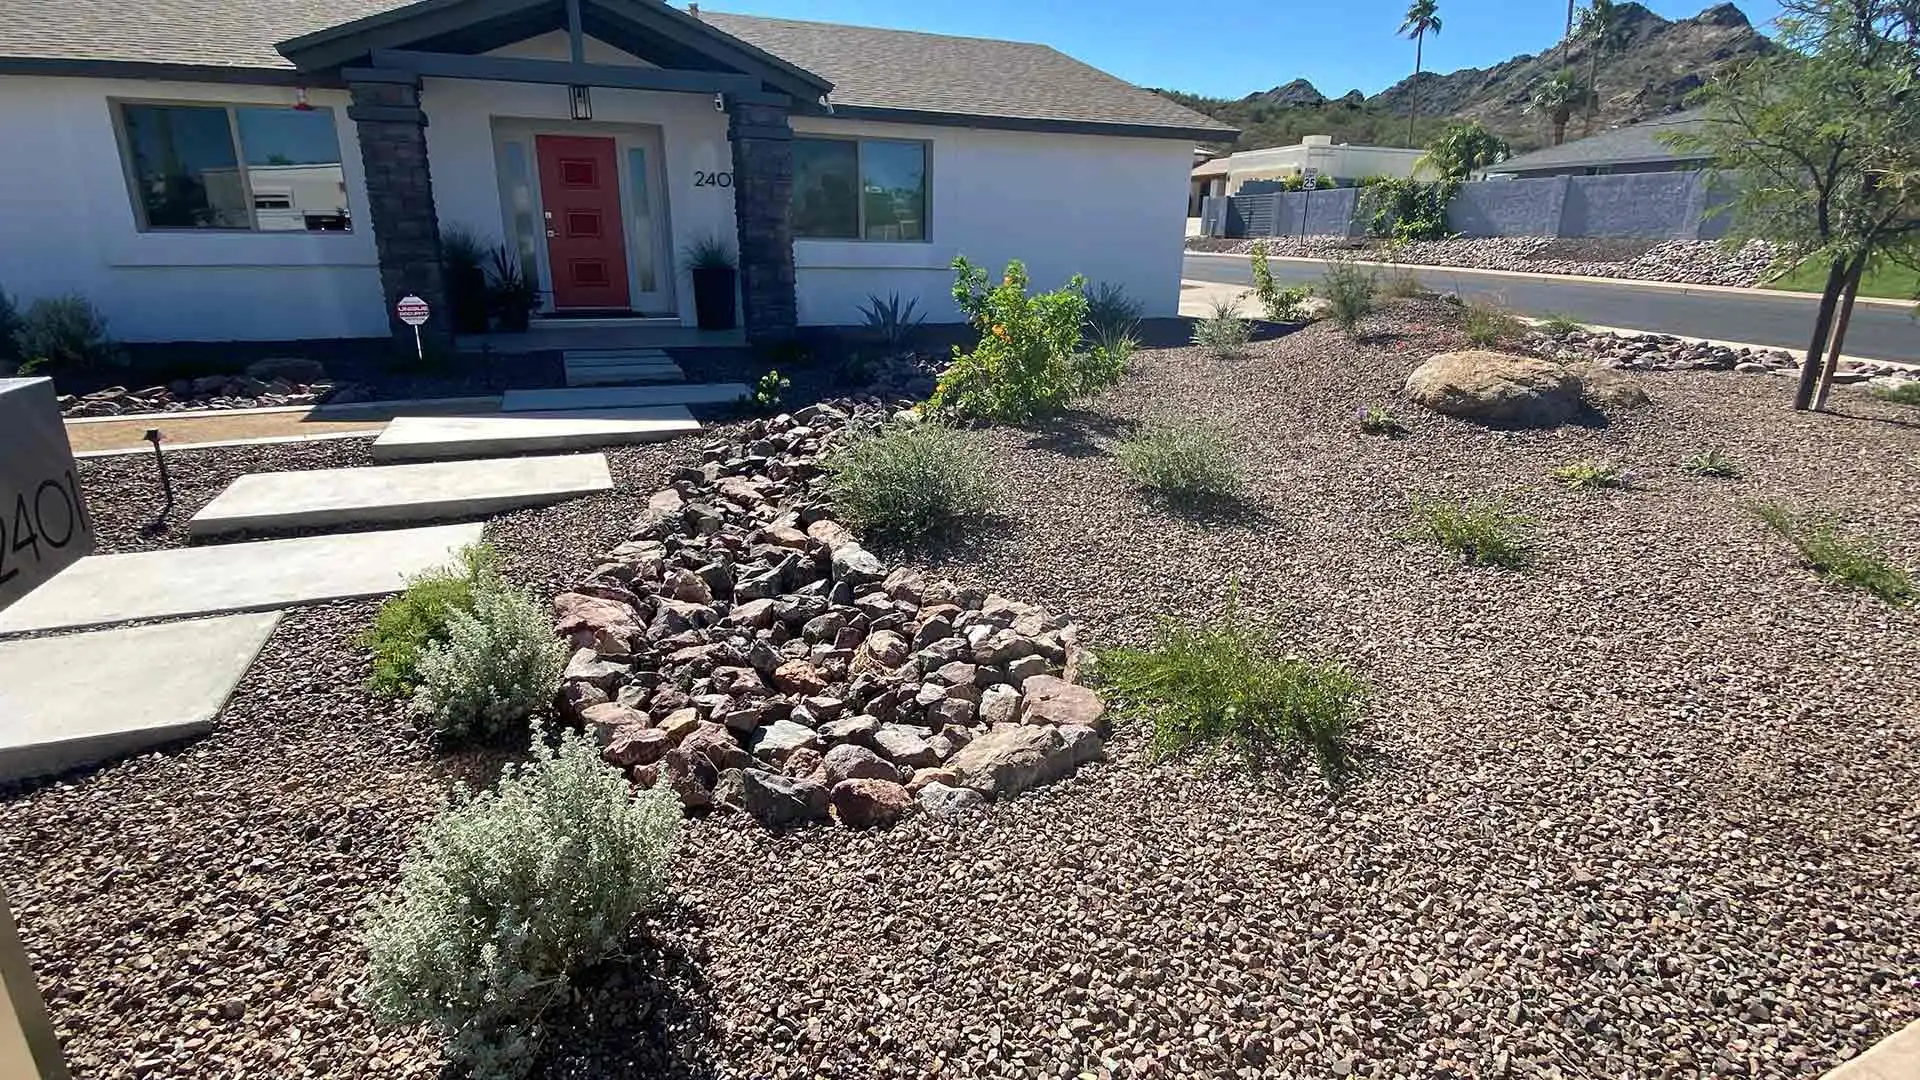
[[1398, 0, 1444, 147], [1526, 71, 1590, 147], [1420, 121, 1510, 179]]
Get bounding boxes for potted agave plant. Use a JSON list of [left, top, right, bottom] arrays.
[[441, 226, 490, 335], [684, 234, 738, 331], [486, 245, 538, 333]]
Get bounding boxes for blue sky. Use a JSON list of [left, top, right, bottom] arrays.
[[711, 0, 1782, 98]]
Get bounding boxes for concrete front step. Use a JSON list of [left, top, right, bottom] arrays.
[[188, 454, 614, 537], [372, 406, 701, 461], [0, 612, 281, 782], [564, 348, 687, 387], [0, 523, 484, 635], [502, 383, 750, 412]]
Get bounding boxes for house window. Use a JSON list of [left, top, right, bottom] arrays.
[[115, 102, 352, 232], [791, 137, 927, 241]]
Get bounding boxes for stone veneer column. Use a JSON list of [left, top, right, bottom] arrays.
[[347, 75, 449, 353], [727, 100, 797, 343]]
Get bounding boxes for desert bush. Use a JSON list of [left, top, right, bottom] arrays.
[[1115, 423, 1242, 505], [929, 258, 1123, 422], [1752, 502, 1913, 605], [858, 292, 926, 352], [15, 294, 119, 373], [1462, 301, 1529, 348], [1682, 449, 1739, 478], [1537, 311, 1586, 337], [1248, 241, 1311, 321], [1550, 458, 1626, 489], [1190, 295, 1253, 358], [823, 419, 995, 538], [1083, 281, 1143, 344], [1099, 603, 1365, 780], [1359, 406, 1409, 436], [1319, 258, 1378, 335], [745, 369, 790, 413], [363, 732, 681, 1080], [1409, 496, 1535, 569], [1870, 381, 1920, 406], [412, 580, 567, 743], [365, 543, 502, 698], [1379, 267, 1428, 300]]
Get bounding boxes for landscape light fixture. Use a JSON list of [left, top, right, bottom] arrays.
[[144, 428, 174, 519], [569, 84, 592, 121]]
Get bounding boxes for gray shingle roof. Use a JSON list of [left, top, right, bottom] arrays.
[[0, 0, 1230, 137], [1493, 108, 1712, 173]]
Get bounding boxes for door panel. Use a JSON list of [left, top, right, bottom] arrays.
[[536, 135, 630, 310]]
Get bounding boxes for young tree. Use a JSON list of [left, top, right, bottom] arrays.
[[1526, 71, 1589, 146], [1574, 0, 1630, 137], [1399, 0, 1444, 147], [1421, 121, 1511, 178], [1665, 0, 1920, 411]]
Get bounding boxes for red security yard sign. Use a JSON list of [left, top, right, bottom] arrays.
[[396, 294, 430, 362]]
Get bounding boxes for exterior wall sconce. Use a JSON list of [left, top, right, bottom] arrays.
[[569, 85, 592, 121], [292, 86, 313, 111]]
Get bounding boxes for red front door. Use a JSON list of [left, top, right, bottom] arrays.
[[535, 135, 630, 310]]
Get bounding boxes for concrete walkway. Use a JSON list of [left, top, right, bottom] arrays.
[[1825, 1019, 1920, 1079], [188, 453, 613, 537], [501, 383, 749, 412], [564, 348, 686, 387], [373, 407, 700, 461], [0, 612, 281, 782], [0, 523, 483, 635]]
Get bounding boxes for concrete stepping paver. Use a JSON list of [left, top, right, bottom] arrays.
[[0, 523, 484, 635], [372, 406, 700, 461], [501, 383, 749, 413], [188, 453, 614, 537], [0, 612, 280, 782]]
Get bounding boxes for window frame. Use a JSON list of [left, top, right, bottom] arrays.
[[110, 98, 351, 235], [790, 135, 931, 244]]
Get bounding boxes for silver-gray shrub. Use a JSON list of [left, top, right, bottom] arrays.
[[411, 580, 566, 743], [362, 732, 682, 1080]]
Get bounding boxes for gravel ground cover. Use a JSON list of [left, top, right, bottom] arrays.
[[1186, 235, 1784, 287], [6, 298, 1918, 1079]]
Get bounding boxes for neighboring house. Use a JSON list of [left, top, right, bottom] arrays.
[[1194, 136, 1430, 202], [0, 1, 1231, 345], [1484, 109, 1712, 179]]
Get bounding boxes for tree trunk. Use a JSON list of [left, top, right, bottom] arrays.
[[1408, 34, 1423, 148], [1813, 254, 1868, 411], [1566, 0, 1576, 41], [1584, 47, 1600, 137], [1794, 258, 1849, 411], [1552, 115, 1568, 145]]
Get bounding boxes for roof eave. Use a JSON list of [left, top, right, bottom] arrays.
[[0, 56, 317, 84], [825, 104, 1235, 142]]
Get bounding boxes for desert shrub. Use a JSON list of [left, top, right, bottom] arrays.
[[1870, 381, 1920, 406], [1356, 176, 1460, 242], [1379, 267, 1428, 300], [15, 294, 119, 373], [1319, 258, 1378, 335], [1099, 603, 1366, 780], [1409, 496, 1535, 569], [1752, 502, 1913, 605], [1462, 301, 1529, 348], [1190, 295, 1253, 358], [1248, 241, 1311, 322], [363, 732, 681, 1080], [1359, 406, 1408, 436], [412, 580, 567, 743], [1537, 311, 1586, 337], [1682, 449, 1739, 478], [1115, 423, 1242, 505], [744, 369, 790, 413], [365, 543, 502, 698], [823, 419, 996, 538], [1550, 458, 1626, 489], [1083, 281, 1143, 345], [929, 258, 1122, 422], [858, 292, 926, 352]]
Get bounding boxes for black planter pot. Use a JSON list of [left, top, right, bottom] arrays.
[[450, 265, 490, 334], [496, 304, 532, 333], [691, 266, 738, 331]]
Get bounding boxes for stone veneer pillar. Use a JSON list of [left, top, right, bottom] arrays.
[[347, 75, 450, 354], [727, 100, 798, 344]]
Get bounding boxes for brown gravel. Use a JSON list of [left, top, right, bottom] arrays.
[[5, 298, 1918, 1079]]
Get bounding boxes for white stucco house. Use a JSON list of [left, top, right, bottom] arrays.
[[0, 0, 1232, 347]]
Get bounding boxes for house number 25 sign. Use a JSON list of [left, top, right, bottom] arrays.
[[693, 170, 734, 188]]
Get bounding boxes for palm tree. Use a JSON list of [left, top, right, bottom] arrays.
[[1526, 71, 1588, 146], [1399, 0, 1443, 147], [1574, 0, 1627, 137]]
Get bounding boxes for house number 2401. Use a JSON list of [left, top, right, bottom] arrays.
[[694, 171, 734, 188]]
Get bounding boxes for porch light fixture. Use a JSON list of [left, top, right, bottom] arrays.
[[569, 84, 592, 121], [292, 86, 314, 111]]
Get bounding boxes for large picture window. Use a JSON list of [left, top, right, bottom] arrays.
[[790, 137, 926, 241], [116, 102, 352, 232]]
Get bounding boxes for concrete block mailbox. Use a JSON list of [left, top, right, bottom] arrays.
[[0, 378, 92, 613]]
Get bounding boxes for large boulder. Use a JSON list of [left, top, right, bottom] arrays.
[[1405, 350, 1584, 428], [946, 724, 1079, 800], [739, 769, 830, 826], [828, 778, 913, 828], [1578, 364, 1653, 410], [1018, 675, 1107, 733]]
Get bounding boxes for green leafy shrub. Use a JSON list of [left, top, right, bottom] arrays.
[[1356, 176, 1460, 242], [858, 292, 926, 352], [412, 580, 567, 743], [363, 732, 681, 1080], [1319, 258, 1378, 336], [1870, 381, 1920, 406], [1682, 449, 1739, 478], [823, 419, 996, 538], [1115, 423, 1242, 505], [1462, 301, 1529, 347], [1550, 458, 1626, 489], [929, 258, 1121, 422], [1537, 311, 1586, 337], [1409, 496, 1535, 569], [1190, 295, 1253, 358], [0, 287, 21, 370], [1752, 502, 1913, 605], [1249, 241, 1311, 321], [1099, 602, 1366, 780], [1359, 406, 1408, 436], [364, 543, 502, 698], [746, 369, 790, 413], [15, 295, 119, 373]]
